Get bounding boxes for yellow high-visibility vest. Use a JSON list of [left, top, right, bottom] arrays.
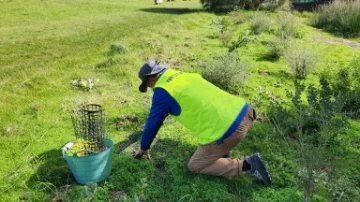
[[154, 69, 247, 144]]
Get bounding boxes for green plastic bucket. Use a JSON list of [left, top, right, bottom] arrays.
[[63, 138, 113, 184]]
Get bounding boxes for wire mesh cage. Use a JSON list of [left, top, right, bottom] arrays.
[[71, 104, 106, 156]]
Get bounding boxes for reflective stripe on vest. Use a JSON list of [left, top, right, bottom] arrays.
[[154, 69, 247, 144]]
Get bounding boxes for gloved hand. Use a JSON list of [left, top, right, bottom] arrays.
[[133, 149, 151, 160]]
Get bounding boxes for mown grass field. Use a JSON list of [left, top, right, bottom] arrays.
[[0, 0, 359, 201]]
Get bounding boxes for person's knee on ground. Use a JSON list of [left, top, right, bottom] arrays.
[[187, 159, 204, 173]]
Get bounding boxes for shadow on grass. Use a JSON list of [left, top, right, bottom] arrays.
[[139, 8, 205, 14], [116, 131, 142, 153], [256, 54, 280, 62], [27, 149, 74, 191]]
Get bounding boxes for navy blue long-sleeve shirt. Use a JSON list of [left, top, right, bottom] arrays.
[[140, 88, 249, 150]]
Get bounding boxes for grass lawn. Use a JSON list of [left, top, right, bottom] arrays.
[[0, 0, 359, 201]]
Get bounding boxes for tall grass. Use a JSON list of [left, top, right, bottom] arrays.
[[311, 1, 360, 37]]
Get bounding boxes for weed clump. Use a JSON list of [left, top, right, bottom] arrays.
[[70, 78, 97, 91], [108, 43, 127, 56], [311, 1, 360, 37], [200, 53, 247, 94], [228, 30, 255, 52]]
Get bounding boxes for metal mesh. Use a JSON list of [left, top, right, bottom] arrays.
[[71, 104, 106, 155]]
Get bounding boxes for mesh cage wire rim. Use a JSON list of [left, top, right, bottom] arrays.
[[71, 104, 106, 154], [80, 104, 103, 114]]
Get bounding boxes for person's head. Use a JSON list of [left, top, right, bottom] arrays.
[[138, 60, 169, 93]]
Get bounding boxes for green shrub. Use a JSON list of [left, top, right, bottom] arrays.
[[200, 0, 286, 11], [269, 74, 349, 202], [324, 57, 360, 118], [269, 79, 347, 144], [250, 13, 273, 35], [200, 53, 247, 94], [284, 41, 317, 79], [311, 1, 360, 37]]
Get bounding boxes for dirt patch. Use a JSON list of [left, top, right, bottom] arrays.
[[339, 39, 360, 48], [312, 35, 360, 48]]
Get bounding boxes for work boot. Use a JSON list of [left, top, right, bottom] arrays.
[[245, 152, 272, 185]]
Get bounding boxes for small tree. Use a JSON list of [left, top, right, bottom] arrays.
[[269, 68, 348, 201]]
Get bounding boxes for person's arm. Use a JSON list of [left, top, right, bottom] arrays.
[[134, 88, 174, 159], [140, 91, 169, 150]]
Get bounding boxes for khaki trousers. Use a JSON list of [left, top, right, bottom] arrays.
[[187, 107, 256, 178]]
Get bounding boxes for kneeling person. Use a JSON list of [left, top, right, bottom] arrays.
[[133, 61, 271, 185]]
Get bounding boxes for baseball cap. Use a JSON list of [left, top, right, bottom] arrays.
[[138, 60, 169, 93]]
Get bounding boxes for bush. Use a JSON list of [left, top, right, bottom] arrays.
[[212, 17, 231, 35], [211, 17, 232, 46], [200, 0, 287, 11], [324, 57, 360, 118], [276, 13, 301, 40], [228, 30, 255, 52], [250, 13, 273, 34], [200, 0, 243, 12], [311, 1, 360, 37], [261, 0, 288, 11], [269, 74, 349, 202], [200, 53, 247, 94], [284, 41, 317, 79], [264, 37, 287, 60]]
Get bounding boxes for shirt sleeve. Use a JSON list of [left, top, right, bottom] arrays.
[[140, 88, 172, 150]]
